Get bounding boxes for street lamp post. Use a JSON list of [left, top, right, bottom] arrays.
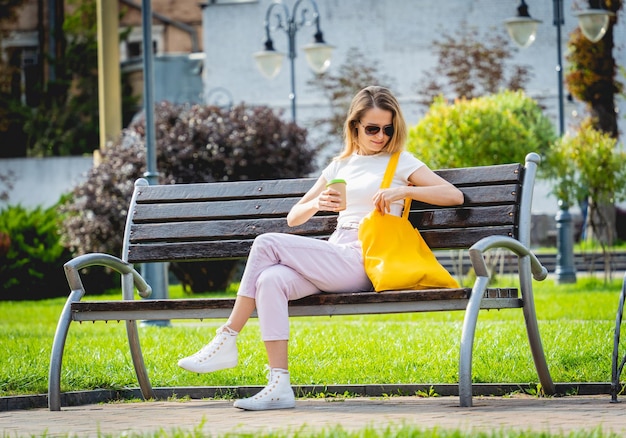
[[254, 0, 334, 122], [140, 0, 170, 325], [504, 0, 614, 284]]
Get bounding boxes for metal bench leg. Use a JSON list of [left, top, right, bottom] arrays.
[[611, 271, 626, 403], [459, 275, 489, 407], [121, 271, 156, 401], [519, 257, 555, 396], [126, 319, 155, 400], [48, 289, 83, 411]]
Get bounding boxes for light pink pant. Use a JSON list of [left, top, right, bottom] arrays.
[[237, 229, 372, 341]]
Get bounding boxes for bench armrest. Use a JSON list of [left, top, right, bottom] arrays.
[[64, 253, 152, 299], [468, 235, 548, 281]]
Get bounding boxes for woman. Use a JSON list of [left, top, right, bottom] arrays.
[[178, 86, 464, 411]]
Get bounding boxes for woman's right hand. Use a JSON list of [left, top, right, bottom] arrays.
[[287, 176, 334, 227], [316, 188, 342, 212]]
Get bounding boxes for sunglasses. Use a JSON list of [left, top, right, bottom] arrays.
[[358, 121, 394, 137]]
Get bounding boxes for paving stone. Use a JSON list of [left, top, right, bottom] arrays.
[[1, 395, 625, 437]]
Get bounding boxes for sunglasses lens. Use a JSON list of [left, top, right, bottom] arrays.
[[360, 123, 394, 137], [364, 125, 381, 135]]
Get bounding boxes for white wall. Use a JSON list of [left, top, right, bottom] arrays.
[[0, 157, 93, 209], [3, 0, 624, 213], [0, 154, 565, 215], [201, 0, 625, 169]]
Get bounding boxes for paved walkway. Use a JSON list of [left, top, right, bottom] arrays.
[[1, 394, 625, 437]]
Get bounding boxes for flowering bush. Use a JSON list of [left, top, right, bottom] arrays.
[[60, 102, 315, 292]]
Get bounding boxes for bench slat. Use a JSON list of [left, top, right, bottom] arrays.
[[131, 184, 521, 224], [133, 198, 330, 223], [133, 164, 523, 204], [136, 178, 316, 203], [126, 226, 515, 262], [130, 216, 337, 243], [70, 287, 519, 321], [129, 206, 516, 244], [71, 298, 523, 321], [436, 163, 522, 186], [419, 226, 515, 249], [409, 205, 516, 229], [456, 184, 519, 206]]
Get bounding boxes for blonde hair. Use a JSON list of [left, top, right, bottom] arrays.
[[337, 86, 407, 159]]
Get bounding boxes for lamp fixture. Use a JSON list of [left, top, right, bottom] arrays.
[[504, 0, 542, 48], [504, 0, 614, 285], [574, 8, 614, 42], [505, 0, 614, 49], [253, 0, 334, 122]]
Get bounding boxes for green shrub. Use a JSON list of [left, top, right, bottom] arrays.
[[407, 90, 556, 168], [60, 102, 316, 293], [545, 119, 626, 208], [0, 204, 73, 300], [545, 119, 626, 247]]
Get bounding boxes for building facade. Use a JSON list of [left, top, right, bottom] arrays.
[[0, 0, 204, 122], [200, 0, 626, 159]]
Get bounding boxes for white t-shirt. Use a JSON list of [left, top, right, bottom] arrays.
[[321, 151, 424, 229]]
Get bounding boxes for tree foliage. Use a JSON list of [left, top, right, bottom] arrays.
[[564, 0, 622, 137], [0, 0, 137, 157], [415, 25, 531, 106], [545, 119, 626, 245], [24, 0, 102, 156], [0, 204, 73, 300], [407, 90, 556, 169]]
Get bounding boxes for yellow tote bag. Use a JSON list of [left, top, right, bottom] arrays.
[[358, 152, 459, 292]]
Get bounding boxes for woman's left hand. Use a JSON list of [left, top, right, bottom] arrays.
[[373, 188, 402, 214]]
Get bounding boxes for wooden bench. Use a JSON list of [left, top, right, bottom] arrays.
[[48, 152, 555, 411]]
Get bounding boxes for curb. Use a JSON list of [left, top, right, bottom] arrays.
[[0, 382, 614, 412]]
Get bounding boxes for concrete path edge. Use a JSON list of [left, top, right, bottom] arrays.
[[0, 382, 615, 412]]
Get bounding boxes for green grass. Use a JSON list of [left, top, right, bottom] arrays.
[[3, 426, 619, 438], [9, 425, 619, 438], [0, 276, 624, 398]]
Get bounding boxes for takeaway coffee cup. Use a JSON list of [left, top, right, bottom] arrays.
[[326, 178, 347, 211]]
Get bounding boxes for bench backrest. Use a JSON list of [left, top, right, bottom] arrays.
[[123, 155, 538, 264]]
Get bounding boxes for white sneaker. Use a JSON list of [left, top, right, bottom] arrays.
[[177, 326, 238, 373], [233, 366, 295, 411]]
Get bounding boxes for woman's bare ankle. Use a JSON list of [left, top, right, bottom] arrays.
[[219, 323, 239, 335]]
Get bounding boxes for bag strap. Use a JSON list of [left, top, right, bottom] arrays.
[[381, 152, 400, 189], [381, 152, 412, 220]]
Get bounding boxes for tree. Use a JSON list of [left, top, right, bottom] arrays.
[[306, 47, 395, 154], [545, 120, 626, 279], [415, 25, 531, 106], [0, 0, 137, 157], [565, 0, 622, 138], [0, 0, 29, 157], [564, 0, 623, 246], [23, 0, 101, 156]]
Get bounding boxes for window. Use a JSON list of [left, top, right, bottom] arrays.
[[1, 31, 41, 107], [120, 25, 163, 62]]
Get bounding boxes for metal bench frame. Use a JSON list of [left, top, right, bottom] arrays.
[[611, 272, 626, 402], [49, 152, 555, 410]]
